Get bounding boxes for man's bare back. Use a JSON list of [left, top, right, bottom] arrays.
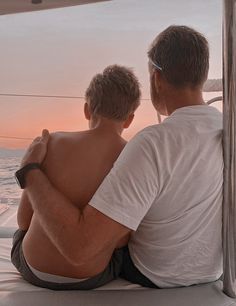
[[15, 65, 140, 284], [22, 128, 128, 278]]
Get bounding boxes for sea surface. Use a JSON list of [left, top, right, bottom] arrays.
[[0, 156, 22, 205]]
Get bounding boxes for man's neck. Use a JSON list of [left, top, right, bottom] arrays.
[[163, 85, 206, 116], [89, 117, 124, 136]]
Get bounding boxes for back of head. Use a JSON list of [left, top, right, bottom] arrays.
[[148, 25, 209, 88], [85, 65, 141, 121]]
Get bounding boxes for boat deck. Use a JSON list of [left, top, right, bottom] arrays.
[[0, 204, 17, 227], [0, 205, 235, 305]]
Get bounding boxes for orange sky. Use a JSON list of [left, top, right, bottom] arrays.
[[0, 93, 222, 149], [0, 98, 159, 148], [0, 0, 222, 149]]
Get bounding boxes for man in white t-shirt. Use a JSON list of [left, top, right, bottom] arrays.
[[14, 25, 223, 289]]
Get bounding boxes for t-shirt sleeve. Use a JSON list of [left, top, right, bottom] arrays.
[[89, 131, 159, 231]]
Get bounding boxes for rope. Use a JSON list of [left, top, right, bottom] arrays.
[[0, 93, 150, 101], [0, 136, 33, 140], [0, 95, 223, 141], [0, 93, 85, 100]]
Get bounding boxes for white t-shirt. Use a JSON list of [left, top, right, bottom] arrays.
[[89, 105, 223, 288]]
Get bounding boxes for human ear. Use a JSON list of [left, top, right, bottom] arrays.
[[154, 70, 162, 91], [84, 103, 91, 120], [123, 113, 135, 129]]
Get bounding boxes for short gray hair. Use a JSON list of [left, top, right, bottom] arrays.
[[148, 25, 209, 88], [85, 65, 141, 121]]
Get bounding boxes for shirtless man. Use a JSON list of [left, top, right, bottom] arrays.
[[12, 65, 141, 289]]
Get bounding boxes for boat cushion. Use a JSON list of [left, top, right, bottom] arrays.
[[0, 236, 236, 306]]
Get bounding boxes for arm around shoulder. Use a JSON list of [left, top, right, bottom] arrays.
[[25, 169, 131, 266]]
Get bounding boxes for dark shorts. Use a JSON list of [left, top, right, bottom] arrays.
[[121, 248, 158, 288], [11, 229, 124, 290], [11, 229, 157, 290]]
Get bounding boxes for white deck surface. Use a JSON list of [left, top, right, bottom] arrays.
[[0, 206, 236, 306], [0, 205, 18, 227]]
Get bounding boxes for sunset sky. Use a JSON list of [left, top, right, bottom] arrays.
[[0, 0, 222, 148]]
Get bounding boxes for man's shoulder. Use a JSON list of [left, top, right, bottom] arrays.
[[133, 124, 166, 143], [136, 124, 159, 136], [50, 130, 89, 142], [48, 130, 91, 149], [124, 124, 164, 155], [42, 130, 90, 167]]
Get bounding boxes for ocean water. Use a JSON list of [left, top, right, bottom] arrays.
[[0, 156, 22, 205]]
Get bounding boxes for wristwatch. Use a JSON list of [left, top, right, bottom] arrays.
[[15, 163, 41, 189]]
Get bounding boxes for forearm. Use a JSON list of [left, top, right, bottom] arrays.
[[25, 169, 84, 264]]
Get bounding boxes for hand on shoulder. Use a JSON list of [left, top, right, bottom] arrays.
[[21, 129, 50, 167]]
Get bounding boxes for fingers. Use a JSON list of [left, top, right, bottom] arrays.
[[32, 136, 41, 143], [42, 129, 49, 138], [20, 129, 50, 167], [41, 129, 50, 143], [32, 129, 49, 144]]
